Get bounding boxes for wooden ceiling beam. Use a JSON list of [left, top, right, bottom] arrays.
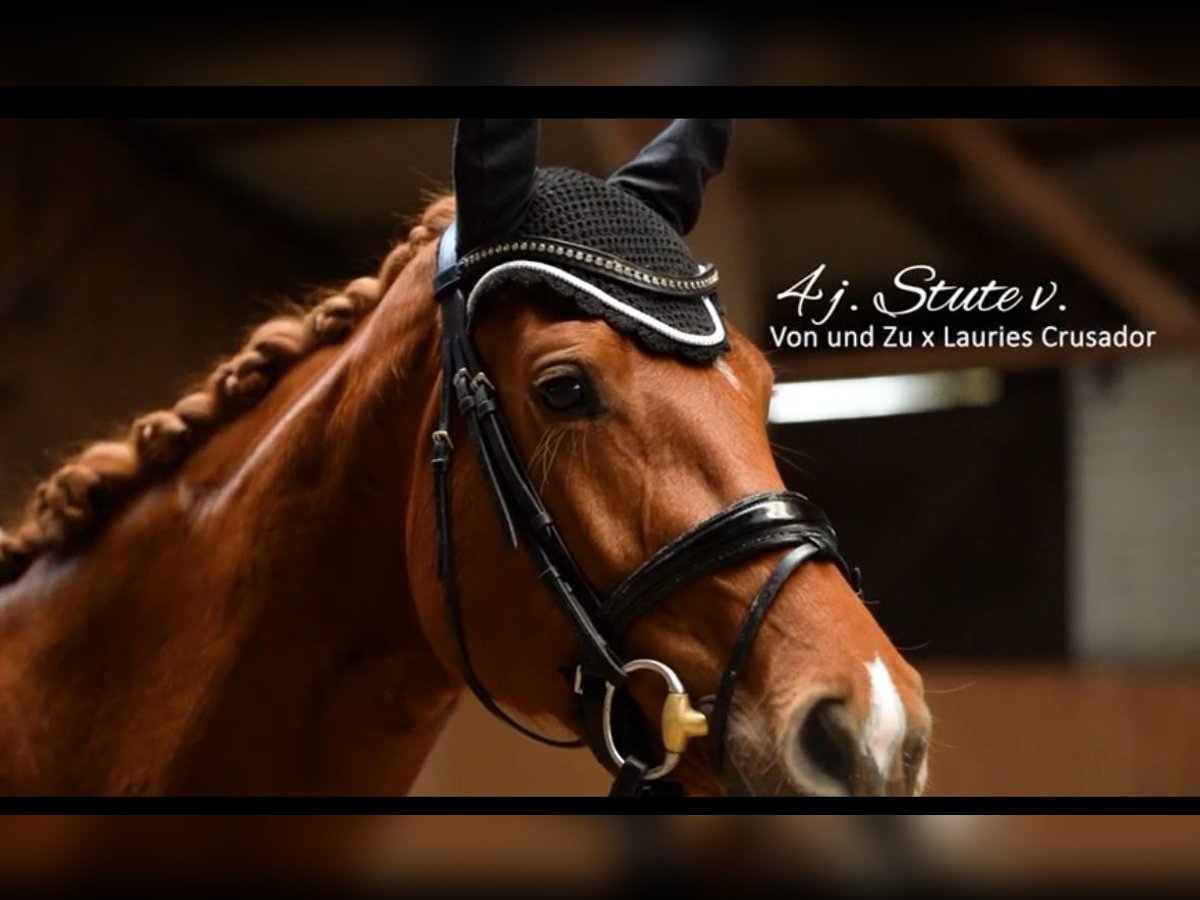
[[1001, 118, 1200, 161], [919, 119, 1200, 343]]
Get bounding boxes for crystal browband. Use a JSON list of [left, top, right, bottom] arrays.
[[459, 236, 719, 298]]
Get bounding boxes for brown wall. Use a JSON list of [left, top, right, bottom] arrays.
[[773, 371, 1069, 662], [0, 119, 338, 516]]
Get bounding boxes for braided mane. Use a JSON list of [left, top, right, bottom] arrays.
[[0, 196, 456, 586]]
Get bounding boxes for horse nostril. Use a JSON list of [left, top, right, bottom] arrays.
[[796, 698, 860, 795], [903, 728, 932, 794]]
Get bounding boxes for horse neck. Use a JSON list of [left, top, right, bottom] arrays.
[[0, 257, 459, 794]]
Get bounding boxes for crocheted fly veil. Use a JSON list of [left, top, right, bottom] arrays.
[[450, 119, 733, 365]]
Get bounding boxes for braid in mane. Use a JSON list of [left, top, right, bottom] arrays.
[[0, 196, 456, 585]]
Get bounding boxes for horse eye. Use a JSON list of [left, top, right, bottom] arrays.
[[536, 374, 586, 412], [533, 366, 600, 418]]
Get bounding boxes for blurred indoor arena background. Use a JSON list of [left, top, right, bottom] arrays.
[[1, 31, 1199, 881]]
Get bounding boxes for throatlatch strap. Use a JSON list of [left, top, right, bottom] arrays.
[[434, 281, 582, 749], [434, 251, 626, 746]]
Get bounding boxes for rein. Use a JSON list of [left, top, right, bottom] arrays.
[[431, 220, 860, 796]]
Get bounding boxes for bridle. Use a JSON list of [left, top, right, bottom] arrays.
[[431, 220, 861, 796]]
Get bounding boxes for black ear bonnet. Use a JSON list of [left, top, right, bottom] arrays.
[[446, 119, 733, 365]]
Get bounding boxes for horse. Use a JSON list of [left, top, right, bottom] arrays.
[[0, 118, 929, 864]]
